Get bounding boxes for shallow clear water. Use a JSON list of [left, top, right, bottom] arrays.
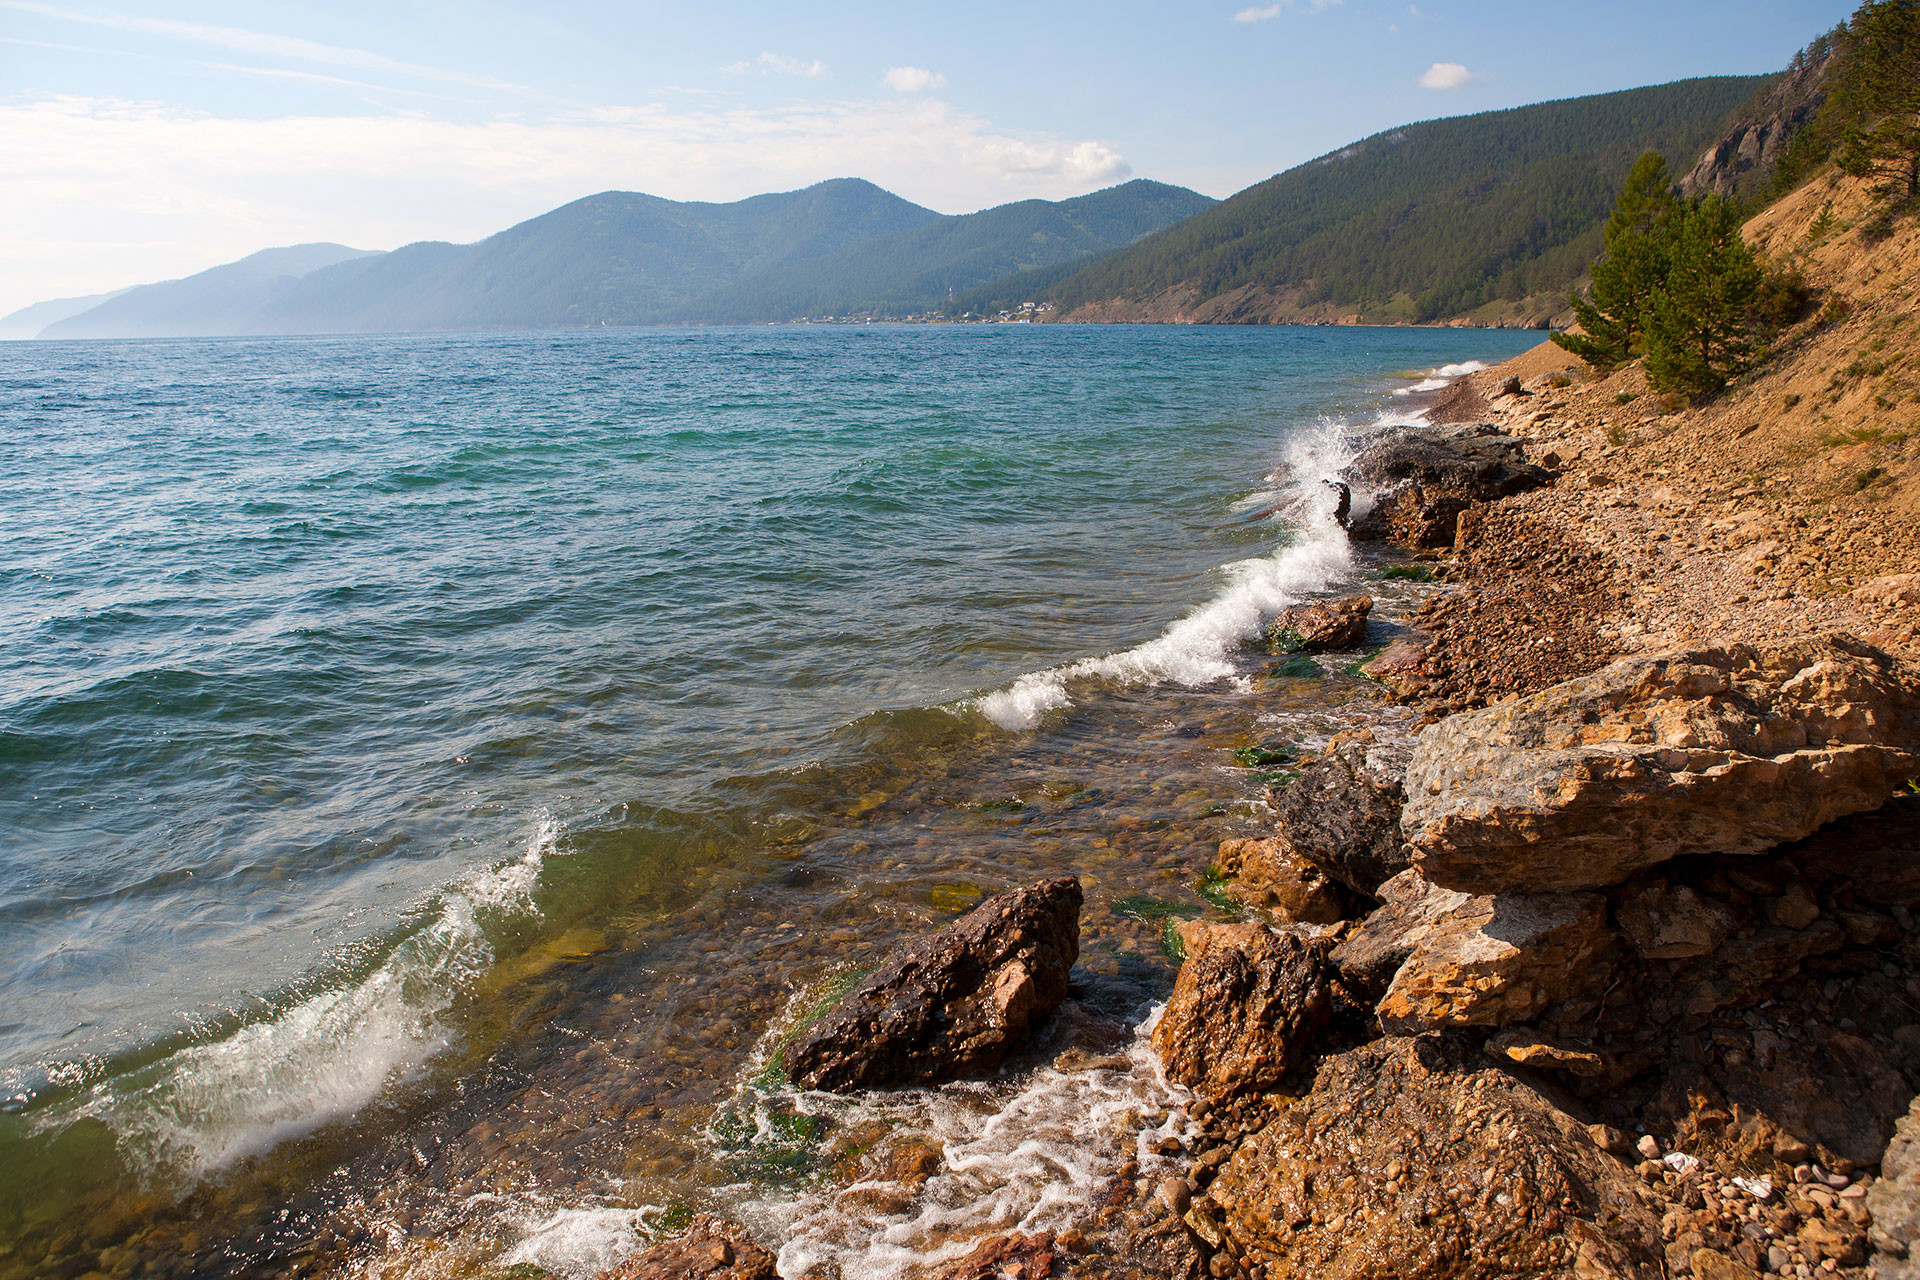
[[0, 323, 1537, 1276]]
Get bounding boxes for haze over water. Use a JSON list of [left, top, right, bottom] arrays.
[[0, 323, 1537, 1276]]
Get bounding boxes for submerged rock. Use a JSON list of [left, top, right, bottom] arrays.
[[1270, 735, 1413, 898], [1212, 836, 1345, 924], [1402, 635, 1920, 894], [784, 877, 1081, 1092], [1266, 594, 1373, 653], [1151, 922, 1334, 1100], [597, 1216, 776, 1280], [926, 1232, 1059, 1280], [1198, 1035, 1663, 1278]]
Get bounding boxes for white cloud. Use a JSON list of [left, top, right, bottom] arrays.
[[1419, 61, 1478, 89], [881, 66, 947, 93], [724, 51, 830, 78], [0, 95, 1132, 313], [1233, 0, 1342, 19]]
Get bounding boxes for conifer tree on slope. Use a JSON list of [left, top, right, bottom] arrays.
[[1834, 0, 1920, 200], [1644, 195, 1764, 398], [1552, 151, 1679, 369]]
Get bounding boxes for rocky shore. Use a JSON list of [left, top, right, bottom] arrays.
[[592, 173, 1920, 1280]]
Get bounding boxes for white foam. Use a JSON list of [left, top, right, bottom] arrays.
[[973, 419, 1360, 730], [499, 1199, 668, 1278], [51, 816, 562, 1181], [1395, 359, 1490, 395], [731, 1007, 1194, 1280]]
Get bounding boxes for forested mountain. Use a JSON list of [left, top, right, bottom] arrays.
[[669, 180, 1215, 322], [1033, 77, 1776, 326], [40, 245, 381, 339]]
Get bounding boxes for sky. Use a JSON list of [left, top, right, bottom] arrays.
[[0, 0, 1860, 316]]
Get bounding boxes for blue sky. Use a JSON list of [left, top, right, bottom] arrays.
[[0, 0, 1858, 314]]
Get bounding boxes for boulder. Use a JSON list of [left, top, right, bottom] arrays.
[[1213, 837, 1346, 924], [1196, 1035, 1663, 1279], [1151, 922, 1334, 1100], [1870, 1095, 1920, 1278], [1270, 736, 1414, 897], [597, 1216, 776, 1280], [1350, 423, 1554, 548], [1329, 869, 1473, 1002], [1359, 634, 1433, 699], [784, 877, 1081, 1092], [1375, 891, 1614, 1035], [1401, 636, 1920, 894], [1614, 879, 1738, 960], [1266, 595, 1373, 653]]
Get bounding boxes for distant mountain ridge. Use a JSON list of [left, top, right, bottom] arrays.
[[1026, 77, 1777, 328], [38, 179, 1213, 338]]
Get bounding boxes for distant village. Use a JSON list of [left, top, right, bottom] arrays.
[[792, 300, 1056, 325]]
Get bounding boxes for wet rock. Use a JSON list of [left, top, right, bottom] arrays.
[[1266, 594, 1373, 654], [597, 1216, 776, 1280], [1152, 922, 1334, 1100], [1871, 1095, 1920, 1277], [926, 1232, 1058, 1280], [1270, 735, 1413, 898], [1614, 880, 1739, 960], [1402, 635, 1920, 894], [1359, 634, 1433, 699], [1212, 837, 1345, 924], [1487, 1028, 1605, 1077], [1350, 423, 1554, 548], [1375, 891, 1614, 1035], [1200, 1035, 1662, 1278], [1328, 868, 1472, 1003], [785, 877, 1082, 1092]]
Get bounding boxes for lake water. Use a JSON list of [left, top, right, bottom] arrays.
[[0, 323, 1538, 1278]]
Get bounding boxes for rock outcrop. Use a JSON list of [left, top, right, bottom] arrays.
[[1191, 1035, 1664, 1279], [1401, 635, 1920, 894], [1350, 423, 1553, 548], [1212, 837, 1345, 924], [1151, 922, 1334, 1101], [1872, 1097, 1920, 1277], [1266, 594, 1372, 653], [1268, 735, 1413, 897], [597, 1217, 777, 1280], [784, 877, 1082, 1091]]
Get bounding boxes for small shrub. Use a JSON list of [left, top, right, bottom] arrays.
[[1806, 202, 1836, 243], [1606, 422, 1630, 447], [1547, 372, 1574, 389], [1818, 295, 1854, 327], [1849, 466, 1890, 492], [1783, 393, 1803, 409], [1613, 391, 1639, 406], [1750, 264, 1812, 332]]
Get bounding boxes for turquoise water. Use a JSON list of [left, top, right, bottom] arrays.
[[0, 324, 1537, 1276]]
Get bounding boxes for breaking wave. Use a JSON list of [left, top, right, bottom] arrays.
[[1394, 358, 1490, 395]]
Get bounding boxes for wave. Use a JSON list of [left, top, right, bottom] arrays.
[[41, 817, 562, 1182], [971, 417, 1362, 731], [1393, 358, 1490, 396]]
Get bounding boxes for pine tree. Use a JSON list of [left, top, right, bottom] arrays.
[[1644, 196, 1765, 398], [1833, 0, 1920, 201], [1553, 152, 1679, 369]]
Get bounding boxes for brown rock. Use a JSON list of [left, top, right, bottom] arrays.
[[1151, 922, 1334, 1100], [597, 1216, 776, 1280], [785, 877, 1081, 1092], [1688, 1249, 1761, 1280], [1329, 868, 1472, 1002], [1267, 594, 1373, 653], [1487, 1028, 1605, 1076], [926, 1232, 1058, 1280], [1360, 633, 1434, 698], [1269, 735, 1414, 897], [1200, 1035, 1662, 1279], [1615, 880, 1738, 960], [1351, 423, 1552, 549], [1212, 837, 1345, 924], [1870, 1094, 1920, 1278], [1375, 891, 1613, 1034], [1402, 635, 1920, 894], [1707, 1028, 1910, 1169]]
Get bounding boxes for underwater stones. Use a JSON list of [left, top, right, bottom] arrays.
[[1199, 1035, 1662, 1279], [1270, 735, 1413, 898], [1374, 891, 1613, 1035], [1401, 635, 1920, 895], [1151, 922, 1335, 1100], [596, 1215, 776, 1280], [784, 877, 1082, 1092], [1265, 594, 1373, 654], [1212, 837, 1345, 924]]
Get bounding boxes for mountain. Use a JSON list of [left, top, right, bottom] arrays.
[[1031, 77, 1776, 328], [0, 287, 138, 340], [42, 244, 384, 339], [1681, 34, 1841, 200], [667, 180, 1217, 322]]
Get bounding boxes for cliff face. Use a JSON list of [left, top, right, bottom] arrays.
[[1680, 40, 1838, 199]]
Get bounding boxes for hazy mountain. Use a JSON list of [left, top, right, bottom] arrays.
[[42, 244, 384, 339], [668, 180, 1217, 322], [1032, 77, 1776, 327], [0, 288, 139, 340]]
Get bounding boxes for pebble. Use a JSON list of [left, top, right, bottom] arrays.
[[1637, 1134, 1662, 1159], [1159, 1177, 1193, 1217]]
